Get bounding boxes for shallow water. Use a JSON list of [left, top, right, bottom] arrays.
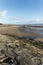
[[24, 27, 43, 38], [31, 27, 43, 35]]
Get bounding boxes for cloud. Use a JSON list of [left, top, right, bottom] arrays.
[[9, 18, 22, 21], [0, 10, 7, 18], [11, 18, 21, 21], [9, 17, 29, 22], [9, 17, 43, 23], [29, 19, 43, 24]]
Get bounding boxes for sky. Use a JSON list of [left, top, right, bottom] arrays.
[[0, 0, 43, 24]]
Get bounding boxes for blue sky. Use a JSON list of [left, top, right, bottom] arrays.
[[0, 0, 43, 24]]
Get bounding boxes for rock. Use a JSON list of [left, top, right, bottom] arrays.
[[15, 43, 20, 47]]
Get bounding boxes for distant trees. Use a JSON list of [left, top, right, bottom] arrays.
[[0, 23, 3, 25]]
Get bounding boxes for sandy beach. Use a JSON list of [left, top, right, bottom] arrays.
[[0, 25, 41, 37]]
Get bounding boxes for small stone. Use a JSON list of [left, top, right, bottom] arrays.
[[15, 43, 19, 47]]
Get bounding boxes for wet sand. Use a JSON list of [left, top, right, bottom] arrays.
[[0, 26, 41, 37], [35, 38, 43, 42], [0, 25, 42, 42]]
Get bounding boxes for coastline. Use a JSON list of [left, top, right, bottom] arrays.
[[0, 25, 43, 42]]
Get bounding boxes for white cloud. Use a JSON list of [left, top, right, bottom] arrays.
[[29, 19, 43, 24], [0, 10, 7, 18], [9, 17, 29, 22], [11, 18, 21, 21]]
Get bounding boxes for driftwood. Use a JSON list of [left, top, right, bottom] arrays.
[[0, 44, 20, 65]]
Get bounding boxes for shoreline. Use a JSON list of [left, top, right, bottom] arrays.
[[0, 25, 43, 42]]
